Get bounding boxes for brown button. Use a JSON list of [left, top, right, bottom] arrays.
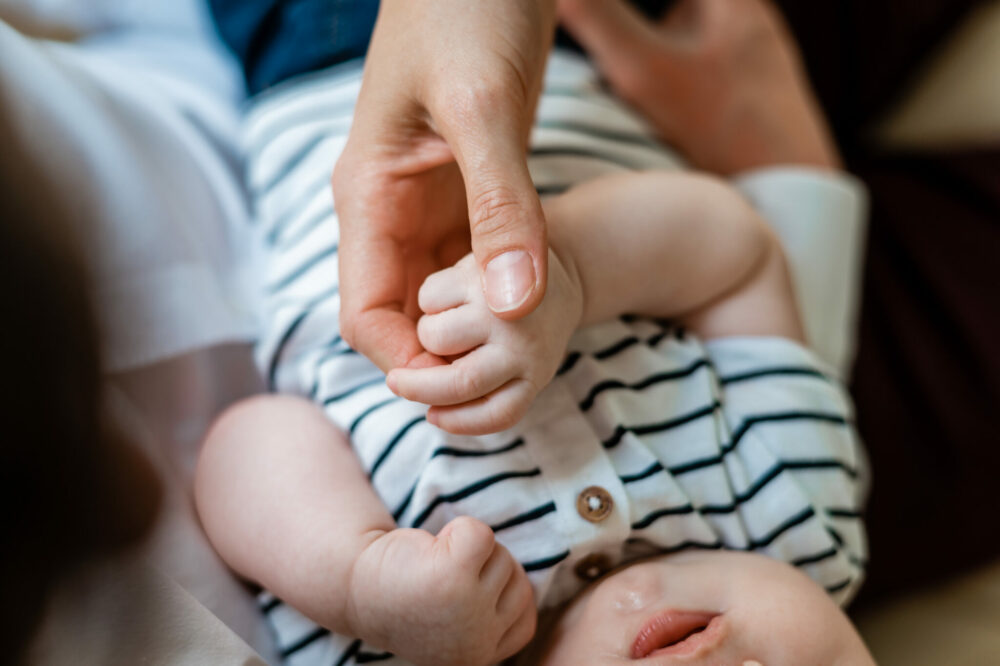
[[575, 553, 613, 581], [577, 486, 614, 522]]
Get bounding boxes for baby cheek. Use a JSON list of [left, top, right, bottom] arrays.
[[609, 582, 660, 615], [613, 589, 647, 613]]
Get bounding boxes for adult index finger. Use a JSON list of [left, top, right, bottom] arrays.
[[338, 232, 425, 372]]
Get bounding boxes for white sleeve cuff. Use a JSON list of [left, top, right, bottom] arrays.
[[734, 167, 868, 380]]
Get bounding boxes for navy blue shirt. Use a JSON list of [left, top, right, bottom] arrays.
[[209, 0, 380, 94], [209, 0, 671, 95]]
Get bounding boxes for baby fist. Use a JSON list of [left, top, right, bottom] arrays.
[[388, 250, 582, 434], [349, 518, 536, 666]]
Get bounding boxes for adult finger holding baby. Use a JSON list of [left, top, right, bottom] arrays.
[[336, 0, 852, 415], [387, 0, 864, 435], [334, 0, 556, 374]]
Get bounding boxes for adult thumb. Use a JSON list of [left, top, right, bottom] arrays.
[[447, 101, 548, 320]]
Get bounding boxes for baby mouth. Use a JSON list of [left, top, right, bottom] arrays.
[[630, 610, 724, 659]]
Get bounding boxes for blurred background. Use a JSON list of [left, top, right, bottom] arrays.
[[1, 0, 998, 663], [786, 0, 1000, 660]]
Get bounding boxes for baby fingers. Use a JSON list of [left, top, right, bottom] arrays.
[[418, 261, 473, 315], [387, 344, 516, 407], [427, 378, 536, 435], [417, 306, 490, 357]]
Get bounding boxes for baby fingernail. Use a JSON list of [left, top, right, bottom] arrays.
[[484, 250, 534, 313]]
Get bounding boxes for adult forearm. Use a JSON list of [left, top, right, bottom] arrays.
[[559, 0, 842, 175]]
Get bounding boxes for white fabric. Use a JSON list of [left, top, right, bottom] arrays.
[[736, 168, 867, 379], [246, 50, 868, 665], [2, 5, 272, 660], [109, 349, 274, 660], [0, 0, 219, 38], [29, 550, 267, 666], [0, 10, 254, 371]]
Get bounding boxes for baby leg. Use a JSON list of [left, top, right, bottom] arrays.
[[195, 395, 535, 665]]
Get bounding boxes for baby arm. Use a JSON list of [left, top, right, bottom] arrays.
[[389, 171, 804, 434], [194, 395, 535, 666], [547, 171, 803, 337]]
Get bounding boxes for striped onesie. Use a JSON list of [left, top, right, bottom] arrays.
[[246, 50, 869, 665]]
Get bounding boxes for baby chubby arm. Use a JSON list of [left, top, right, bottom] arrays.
[[546, 171, 774, 327], [195, 395, 535, 665], [196, 396, 397, 634]]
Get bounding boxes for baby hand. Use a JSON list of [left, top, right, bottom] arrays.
[[387, 249, 583, 434], [347, 517, 536, 666]]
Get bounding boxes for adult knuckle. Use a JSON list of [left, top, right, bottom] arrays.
[[332, 150, 383, 211], [438, 75, 520, 123], [468, 187, 524, 238]]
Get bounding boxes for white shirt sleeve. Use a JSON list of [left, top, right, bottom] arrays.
[[734, 168, 868, 380], [0, 20, 254, 371]]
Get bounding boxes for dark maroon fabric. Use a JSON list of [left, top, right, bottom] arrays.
[[776, 0, 988, 150], [772, 0, 1000, 603], [850, 151, 1000, 603]]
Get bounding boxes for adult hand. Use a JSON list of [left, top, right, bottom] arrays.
[[558, 0, 840, 174], [334, 0, 556, 373]]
